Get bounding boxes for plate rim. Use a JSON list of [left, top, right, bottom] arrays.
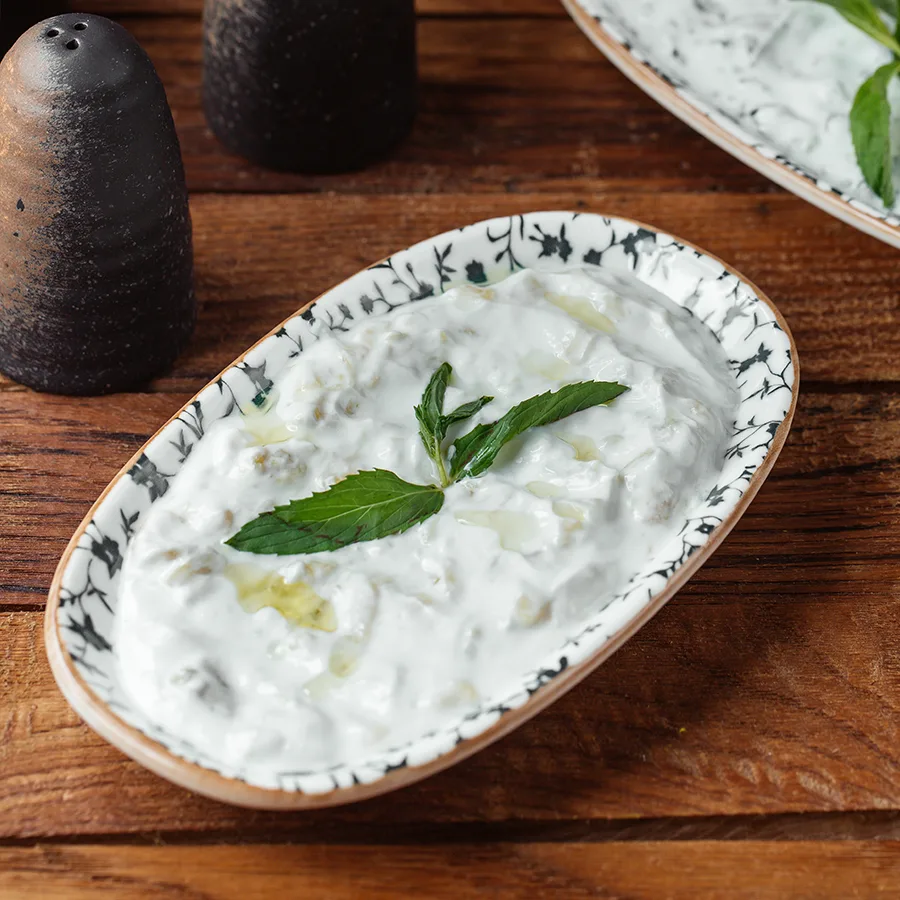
[[44, 211, 800, 810], [562, 0, 900, 250]]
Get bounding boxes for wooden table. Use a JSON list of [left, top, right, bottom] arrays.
[[4, 0, 900, 896]]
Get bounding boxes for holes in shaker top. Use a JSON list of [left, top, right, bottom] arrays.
[[46, 22, 86, 41]]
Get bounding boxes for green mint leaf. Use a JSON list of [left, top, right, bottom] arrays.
[[415, 362, 452, 463], [441, 396, 494, 430], [803, 0, 900, 55], [449, 381, 629, 481], [447, 422, 493, 479], [870, 0, 898, 17], [415, 363, 494, 486], [851, 60, 900, 206], [414, 405, 440, 470], [416, 363, 451, 438], [225, 470, 444, 555], [873, 0, 900, 30]]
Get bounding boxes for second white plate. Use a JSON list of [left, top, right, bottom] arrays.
[[564, 0, 900, 249]]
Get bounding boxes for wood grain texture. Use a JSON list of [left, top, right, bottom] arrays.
[[3, 0, 899, 880], [2, 192, 893, 396], [102, 16, 773, 195], [170, 193, 898, 386], [0, 374, 895, 609], [5, 389, 900, 836], [0, 394, 186, 606], [2, 842, 900, 899]]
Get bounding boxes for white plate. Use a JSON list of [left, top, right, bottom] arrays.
[[564, 0, 900, 249], [46, 212, 798, 809]]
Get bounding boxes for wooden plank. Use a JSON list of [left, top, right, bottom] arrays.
[[11, 570, 900, 833], [0, 394, 188, 606], [84, 0, 565, 18], [2, 842, 900, 899], [1, 375, 897, 609], [97, 16, 771, 195], [94, 191, 900, 386], [0, 192, 889, 394], [5, 392, 900, 835]]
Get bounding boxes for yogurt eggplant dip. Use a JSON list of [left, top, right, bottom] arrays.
[[582, 0, 900, 212], [114, 268, 738, 772]]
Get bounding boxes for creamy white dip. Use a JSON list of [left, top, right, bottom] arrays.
[[583, 0, 900, 212], [114, 268, 737, 772]]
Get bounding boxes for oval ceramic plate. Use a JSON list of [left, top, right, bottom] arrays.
[[46, 212, 798, 809], [563, 0, 900, 249]]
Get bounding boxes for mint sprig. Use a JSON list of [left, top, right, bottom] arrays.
[[448, 380, 630, 481], [414, 362, 493, 487], [225, 470, 444, 555], [226, 363, 628, 556], [851, 60, 900, 206], [803, 0, 900, 205]]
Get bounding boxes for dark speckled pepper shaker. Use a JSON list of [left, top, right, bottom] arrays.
[[202, 0, 417, 173], [0, 14, 195, 394]]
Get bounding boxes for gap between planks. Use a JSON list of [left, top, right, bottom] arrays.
[[6, 810, 900, 848]]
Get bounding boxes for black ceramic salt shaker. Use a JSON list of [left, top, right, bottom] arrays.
[[202, 0, 417, 173], [0, 14, 195, 394]]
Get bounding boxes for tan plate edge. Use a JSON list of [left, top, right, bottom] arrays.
[[44, 212, 800, 810], [561, 0, 900, 250]]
